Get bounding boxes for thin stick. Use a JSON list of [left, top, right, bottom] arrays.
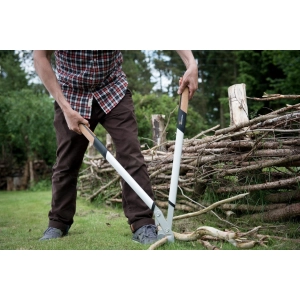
[[148, 236, 168, 250], [247, 95, 300, 101], [173, 193, 249, 221], [177, 186, 240, 228], [87, 176, 120, 201]]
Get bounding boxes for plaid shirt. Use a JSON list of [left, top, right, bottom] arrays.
[[54, 50, 128, 118]]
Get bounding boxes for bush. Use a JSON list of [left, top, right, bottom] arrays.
[[132, 92, 207, 147]]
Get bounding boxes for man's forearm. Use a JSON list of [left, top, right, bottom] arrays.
[[33, 50, 71, 113], [176, 50, 197, 69], [33, 50, 89, 133]]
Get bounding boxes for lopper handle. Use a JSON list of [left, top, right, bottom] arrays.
[[180, 87, 189, 114], [79, 124, 95, 143]]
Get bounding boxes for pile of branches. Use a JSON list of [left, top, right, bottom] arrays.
[[78, 96, 300, 224]]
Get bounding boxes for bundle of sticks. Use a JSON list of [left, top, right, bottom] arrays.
[[78, 99, 300, 222]]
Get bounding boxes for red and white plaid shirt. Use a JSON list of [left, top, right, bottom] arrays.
[[54, 50, 128, 118]]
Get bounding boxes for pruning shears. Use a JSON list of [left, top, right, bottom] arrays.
[[79, 87, 189, 243]]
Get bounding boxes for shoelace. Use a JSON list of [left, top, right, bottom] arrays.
[[44, 227, 54, 233], [143, 225, 157, 238], [44, 227, 60, 234]]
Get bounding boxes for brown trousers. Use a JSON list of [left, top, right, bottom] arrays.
[[48, 90, 155, 233]]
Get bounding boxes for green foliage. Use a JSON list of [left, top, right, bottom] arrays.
[[0, 50, 28, 92], [121, 50, 155, 94], [218, 96, 230, 126], [0, 89, 56, 165], [269, 50, 300, 94], [1, 51, 56, 167], [132, 92, 207, 147], [236, 50, 300, 115], [28, 179, 52, 191]]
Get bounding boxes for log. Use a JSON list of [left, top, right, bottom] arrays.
[[155, 199, 195, 212], [221, 203, 287, 212], [216, 175, 300, 193], [228, 83, 249, 128], [219, 154, 300, 176], [251, 112, 300, 129], [245, 203, 300, 221], [151, 114, 166, 151], [265, 190, 300, 203]]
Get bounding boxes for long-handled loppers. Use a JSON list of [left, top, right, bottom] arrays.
[[79, 87, 189, 242]]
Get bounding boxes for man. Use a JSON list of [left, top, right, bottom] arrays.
[[33, 50, 198, 244]]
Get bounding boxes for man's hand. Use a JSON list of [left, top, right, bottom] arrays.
[[63, 106, 90, 134], [176, 50, 198, 99]]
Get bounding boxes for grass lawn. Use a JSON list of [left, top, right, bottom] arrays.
[[0, 190, 152, 250], [0, 190, 299, 250], [0, 190, 209, 250]]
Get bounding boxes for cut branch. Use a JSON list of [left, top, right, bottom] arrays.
[[173, 193, 249, 221], [216, 176, 300, 193]]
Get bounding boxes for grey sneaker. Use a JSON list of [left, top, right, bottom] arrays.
[[132, 225, 157, 244], [39, 227, 68, 241]]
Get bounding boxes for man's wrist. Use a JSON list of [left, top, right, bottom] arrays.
[[56, 95, 72, 113], [187, 58, 198, 70]]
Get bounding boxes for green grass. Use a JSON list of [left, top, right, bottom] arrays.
[[0, 190, 299, 250], [0, 190, 146, 250]]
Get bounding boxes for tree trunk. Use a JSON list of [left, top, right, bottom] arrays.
[[6, 177, 13, 191], [151, 114, 166, 151], [29, 159, 35, 184], [21, 159, 29, 190]]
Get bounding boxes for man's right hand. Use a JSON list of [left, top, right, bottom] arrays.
[[63, 106, 90, 135]]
